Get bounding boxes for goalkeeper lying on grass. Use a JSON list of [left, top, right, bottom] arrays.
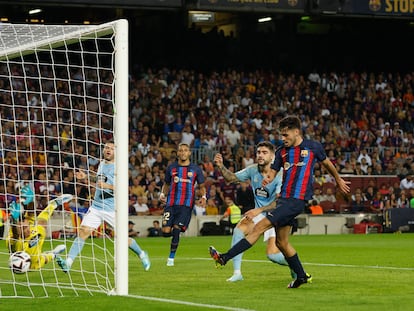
[[6, 185, 71, 270]]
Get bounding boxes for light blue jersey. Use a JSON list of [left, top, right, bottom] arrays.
[[91, 161, 115, 211], [235, 164, 282, 210]]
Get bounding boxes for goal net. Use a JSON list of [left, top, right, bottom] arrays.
[[0, 19, 129, 298]]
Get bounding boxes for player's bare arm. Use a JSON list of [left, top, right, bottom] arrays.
[[244, 201, 276, 219], [214, 153, 239, 183], [199, 183, 207, 207], [159, 183, 170, 204], [321, 158, 351, 194], [76, 170, 97, 183]]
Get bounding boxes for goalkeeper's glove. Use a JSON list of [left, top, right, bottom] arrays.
[[20, 185, 34, 205], [9, 201, 23, 221]]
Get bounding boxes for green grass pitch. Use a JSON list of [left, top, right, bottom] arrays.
[[1, 233, 413, 311]]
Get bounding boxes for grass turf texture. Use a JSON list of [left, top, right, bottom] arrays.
[[0, 233, 413, 311]]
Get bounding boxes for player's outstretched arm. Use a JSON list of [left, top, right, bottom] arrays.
[[321, 158, 350, 194], [214, 153, 239, 183]]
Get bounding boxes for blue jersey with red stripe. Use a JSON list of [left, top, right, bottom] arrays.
[[271, 139, 327, 201], [164, 162, 205, 208]]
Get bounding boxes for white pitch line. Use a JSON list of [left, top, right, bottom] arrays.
[[195, 257, 414, 271], [128, 294, 256, 311], [208, 258, 414, 271]]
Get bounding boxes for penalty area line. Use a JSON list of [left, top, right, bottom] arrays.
[[128, 294, 256, 311]]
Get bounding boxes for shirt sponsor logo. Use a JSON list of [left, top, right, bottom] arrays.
[[255, 187, 269, 198]]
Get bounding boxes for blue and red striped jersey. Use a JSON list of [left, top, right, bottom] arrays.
[[164, 162, 205, 208], [271, 139, 327, 201]]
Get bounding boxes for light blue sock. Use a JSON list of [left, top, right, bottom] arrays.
[[129, 238, 144, 257], [231, 227, 245, 273], [267, 252, 288, 266], [67, 237, 85, 266], [267, 252, 296, 279]]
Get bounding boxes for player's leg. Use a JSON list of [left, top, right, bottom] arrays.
[[128, 237, 151, 271], [273, 199, 312, 288], [210, 217, 272, 266], [161, 207, 175, 266], [166, 206, 191, 266], [265, 229, 296, 279], [56, 208, 99, 272], [227, 217, 253, 282], [276, 226, 311, 288]]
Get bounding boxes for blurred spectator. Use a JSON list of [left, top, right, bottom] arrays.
[[147, 220, 162, 237], [148, 198, 163, 216], [241, 148, 254, 169], [400, 175, 413, 190], [193, 197, 206, 216], [351, 187, 367, 202], [340, 161, 355, 174], [235, 181, 255, 214], [321, 187, 337, 203], [351, 193, 366, 213], [205, 198, 219, 215], [309, 200, 323, 215], [310, 187, 324, 205], [396, 191, 410, 208], [313, 168, 327, 186], [220, 197, 241, 232], [128, 220, 139, 237], [133, 195, 150, 216], [369, 192, 386, 214]]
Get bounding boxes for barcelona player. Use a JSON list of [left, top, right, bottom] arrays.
[[210, 115, 350, 288], [214, 141, 295, 282], [160, 142, 206, 267]]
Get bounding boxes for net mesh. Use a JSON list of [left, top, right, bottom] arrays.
[[0, 21, 124, 298]]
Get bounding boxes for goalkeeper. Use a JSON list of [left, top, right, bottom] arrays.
[[6, 185, 67, 270]]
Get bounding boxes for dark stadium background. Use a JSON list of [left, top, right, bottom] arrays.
[[1, 0, 413, 74]]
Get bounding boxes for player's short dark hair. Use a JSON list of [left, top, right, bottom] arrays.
[[256, 141, 275, 152], [279, 115, 301, 130]]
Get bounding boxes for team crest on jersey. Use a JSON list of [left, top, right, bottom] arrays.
[[301, 150, 309, 157], [188, 171, 193, 177]]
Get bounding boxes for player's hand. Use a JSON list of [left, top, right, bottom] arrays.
[[213, 153, 223, 168], [244, 208, 261, 220], [9, 201, 23, 221], [20, 185, 34, 205], [159, 193, 167, 204], [337, 177, 351, 194]]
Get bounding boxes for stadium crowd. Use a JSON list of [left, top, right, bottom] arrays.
[[1, 66, 414, 229], [126, 67, 414, 215]]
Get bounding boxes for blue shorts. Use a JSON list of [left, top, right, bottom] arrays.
[[266, 198, 305, 227], [162, 205, 193, 232]]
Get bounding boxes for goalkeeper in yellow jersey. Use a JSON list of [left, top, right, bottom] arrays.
[[6, 185, 70, 270]]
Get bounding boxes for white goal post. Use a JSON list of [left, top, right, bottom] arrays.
[[0, 19, 129, 297]]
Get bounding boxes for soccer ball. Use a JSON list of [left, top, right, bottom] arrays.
[[9, 251, 31, 274]]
